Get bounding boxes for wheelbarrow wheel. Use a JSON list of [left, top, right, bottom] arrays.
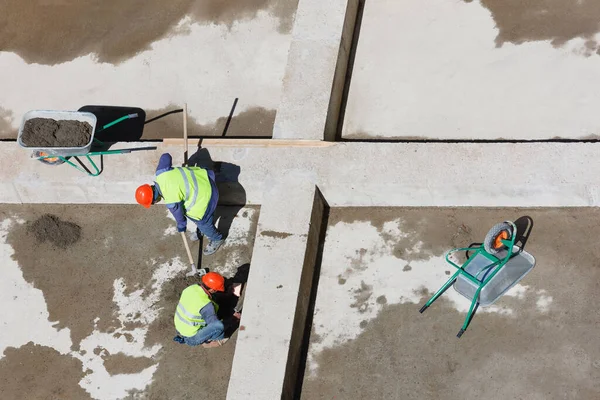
[[34, 151, 65, 166], [483, 222, 513, 254]]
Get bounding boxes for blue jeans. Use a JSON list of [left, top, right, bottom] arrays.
[[191, 213, 223, 242], [181, 320, 225, 346]]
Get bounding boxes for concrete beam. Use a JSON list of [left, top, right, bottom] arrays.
[[273, 0, 359, 141], [226, 182, 327, 400], [2, 142, 600, 207]]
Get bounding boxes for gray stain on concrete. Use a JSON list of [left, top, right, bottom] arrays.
[[467, 0, 600, 51], [350, 281, 372, 313], [101, 353, 156, 376], [0, 0, 299, 65], [261, 230, 293, 239], [0, 343, 90, 400]]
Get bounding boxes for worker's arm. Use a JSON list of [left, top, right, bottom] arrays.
[[166, 202, 187, 232], [155, 153, 173, 174], [199, 302, 220, 325]]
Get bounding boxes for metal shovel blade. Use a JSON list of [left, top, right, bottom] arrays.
[[186, 263, 199, 277]]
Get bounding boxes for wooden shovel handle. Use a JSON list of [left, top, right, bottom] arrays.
[[180, 231, 194, 265]]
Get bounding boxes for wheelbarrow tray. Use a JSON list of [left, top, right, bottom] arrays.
[[17, 110, 97, 157], [453, 246, 536, 307]]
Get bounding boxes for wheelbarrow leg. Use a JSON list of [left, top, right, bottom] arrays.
[[61, 155, 101, 176], [457, 292, 480, 338], [419, 271, 459, 313]]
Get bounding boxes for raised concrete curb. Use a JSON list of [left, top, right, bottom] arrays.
[[226, 181, 326, 400], [2, 142, 600, 207], [273, 0, 358, 141]]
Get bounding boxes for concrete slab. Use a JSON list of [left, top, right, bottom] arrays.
[[0, 1, 299, 139], [273, 0, 358, 140], [2, 142, 600, 207], [0, 204, 258, 400], [342, 0, 600, 140], [301, 207, 600, 399], [227, 182, 326, 400]]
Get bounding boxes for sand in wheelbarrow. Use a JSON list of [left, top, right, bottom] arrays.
[[27, 214, 82, 249], [21, 118, 92, 147]]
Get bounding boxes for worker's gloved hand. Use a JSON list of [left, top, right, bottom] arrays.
[[177, 224, 186, 233]]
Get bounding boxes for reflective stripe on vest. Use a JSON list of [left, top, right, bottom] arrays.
[[155, 168, 212, 220], [176, 167, 200, 211], [173, 284, 219, 337], [175, 303, 203, 327]]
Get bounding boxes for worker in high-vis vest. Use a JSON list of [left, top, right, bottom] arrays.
[[172, 272, 228, 348], [135, 153, 224, 255]]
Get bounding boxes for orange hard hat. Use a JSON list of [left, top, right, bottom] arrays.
[[202, 272, 225, 292], [135, 184, 153, 208]]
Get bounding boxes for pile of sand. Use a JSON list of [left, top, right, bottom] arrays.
[[27, 214, 82, 249], [21, 118, 92, 147]]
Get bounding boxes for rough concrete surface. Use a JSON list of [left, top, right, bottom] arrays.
[[3, 142, 600, 208], [273, 0, 358, 141], [0, 1, 299, 139], [0, 204, 258, 400], [302, 208, 600, 399], [342, 0, 600, 140]]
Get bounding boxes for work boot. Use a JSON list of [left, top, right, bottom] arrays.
[[189, 231, 199, 242], [202, 338, 228, 348], [203, 239, 224, 255], [173, 335, 185, 344]]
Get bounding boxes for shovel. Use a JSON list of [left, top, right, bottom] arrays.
[[179, 103, 207, 278], [181, 232, 206, 277]]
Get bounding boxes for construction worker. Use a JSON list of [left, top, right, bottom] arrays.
[[135, 153, 224, 255], [173, 272, 228, 348]]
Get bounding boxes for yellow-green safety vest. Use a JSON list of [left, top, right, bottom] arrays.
[[155, 167, 212, 220], [174, 284, 219, 337]]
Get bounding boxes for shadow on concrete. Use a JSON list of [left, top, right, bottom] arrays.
[[144, 108, 183, 126], [188, 147, 247, 239], [465, 242, 483, 261], [292, 194, 330, 399], [73, 154, 105, 176], [221, 98, 238, 137], [188, 147, 246, 270], [79, 105, 146, 142], [335, 0, 367, 141], [215, 263, 250, 338], [229, 262, 251, 285], [514, 215, 534, 252]]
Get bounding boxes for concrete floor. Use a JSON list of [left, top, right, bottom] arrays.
[[302, 208, 600, 399], [342, 0, 600, 140], [0, 0, 299, 139], [0, 204, 258, 400]]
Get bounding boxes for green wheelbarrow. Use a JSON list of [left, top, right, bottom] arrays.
[[419, 221, 536, 338], [18, 110, 139, 176]]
